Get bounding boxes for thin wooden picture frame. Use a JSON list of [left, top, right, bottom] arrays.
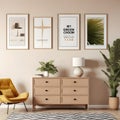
[[6, 14, 29, 49], [33, 17, 53, 49], [58, 13, 80, 50], [84, 13, 108, 50]]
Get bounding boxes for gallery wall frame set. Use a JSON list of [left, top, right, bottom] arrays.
[[6, 14, 29, 49], [58, 14, 80, 50], [6, 13, 108, 50], [33, 17, 53, 49], [84, 14, 108, 50]]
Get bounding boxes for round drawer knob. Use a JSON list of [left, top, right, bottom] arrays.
[[45, 89, 48, 92], [74, 81, 77, 83], [45, 81, 48, 83], [74, 98, 77, 101], [45, 98, 48, 100], [73, 89, 76, 92]]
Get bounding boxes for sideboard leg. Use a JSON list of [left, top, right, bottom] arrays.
[[85, 105, 88, 109]]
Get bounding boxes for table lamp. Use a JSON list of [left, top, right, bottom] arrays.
[[72, 57, 85, 77]]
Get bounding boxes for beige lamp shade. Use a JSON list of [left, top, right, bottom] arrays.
[[72, 57, 85, 67]]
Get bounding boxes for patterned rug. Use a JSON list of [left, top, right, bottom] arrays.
[[7, 112, 117, 120]]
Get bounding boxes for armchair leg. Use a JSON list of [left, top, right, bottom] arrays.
[[23, 102, 28, 112], [7, 104, 9, 114]]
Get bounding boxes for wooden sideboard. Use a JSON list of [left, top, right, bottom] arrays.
[[32, 77, 89, 110]]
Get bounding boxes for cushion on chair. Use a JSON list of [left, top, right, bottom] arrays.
[[8, 92, 29, 102], [0, 89, 14, 98]]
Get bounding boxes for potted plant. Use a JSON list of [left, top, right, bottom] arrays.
[[36, 60, 58, 77], [100, 39, 120, 110]]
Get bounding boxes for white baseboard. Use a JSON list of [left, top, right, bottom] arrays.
[[0, 104, 109, 109]]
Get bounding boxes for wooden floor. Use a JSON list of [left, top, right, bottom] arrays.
[[0, 107, 120, 120]]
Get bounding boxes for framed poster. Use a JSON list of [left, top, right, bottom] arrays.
[[33, 17, 52, 49], [7, 14, 29, 49], [85, 14, 108, 49], [58, 14, 80, 50]]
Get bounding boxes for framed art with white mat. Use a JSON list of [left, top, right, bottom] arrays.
[[33, 17, 53, 49], [7, 14, 29, 49], [58, 14, 80, 50]]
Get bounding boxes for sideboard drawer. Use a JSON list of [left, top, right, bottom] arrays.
[[34, 78, 60, 86], [62, 87, 88, 95], [62, 78, 88, 86], [62, 96, 88, 104], [35, 96, 60, 104], [34, 88, 60, 95]]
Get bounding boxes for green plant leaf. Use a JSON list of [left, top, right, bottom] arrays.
[[100, 38, 120, 97], [36, 60, 58, 75], [100, 51, 111, 66], [101, 70, 110, 78]]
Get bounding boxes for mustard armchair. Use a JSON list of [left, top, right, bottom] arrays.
[[0, 78, 29, 114]]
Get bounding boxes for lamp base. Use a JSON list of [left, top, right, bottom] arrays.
[[73, 67, 83, 77]]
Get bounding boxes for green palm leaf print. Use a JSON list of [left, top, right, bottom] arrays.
[[87, 18, 104, 45]]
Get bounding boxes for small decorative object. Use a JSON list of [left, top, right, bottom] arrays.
[[72, 57, 85, 77], [100, 38, 120, 110], [7, 14, 29, 49], [58, 14, 80, 50], [33, 17, 52, 49], [35, 74, 44, 77], [85, 14, 107, 49], [36, 60, 58, 77]]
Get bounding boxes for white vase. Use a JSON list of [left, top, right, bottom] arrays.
[[44, 71, 49, 77]]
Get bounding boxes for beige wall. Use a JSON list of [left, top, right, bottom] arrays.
[[0, 0, 120, 106]]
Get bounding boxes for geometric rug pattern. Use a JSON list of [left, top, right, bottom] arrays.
[[7, 112, 117, 120]]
